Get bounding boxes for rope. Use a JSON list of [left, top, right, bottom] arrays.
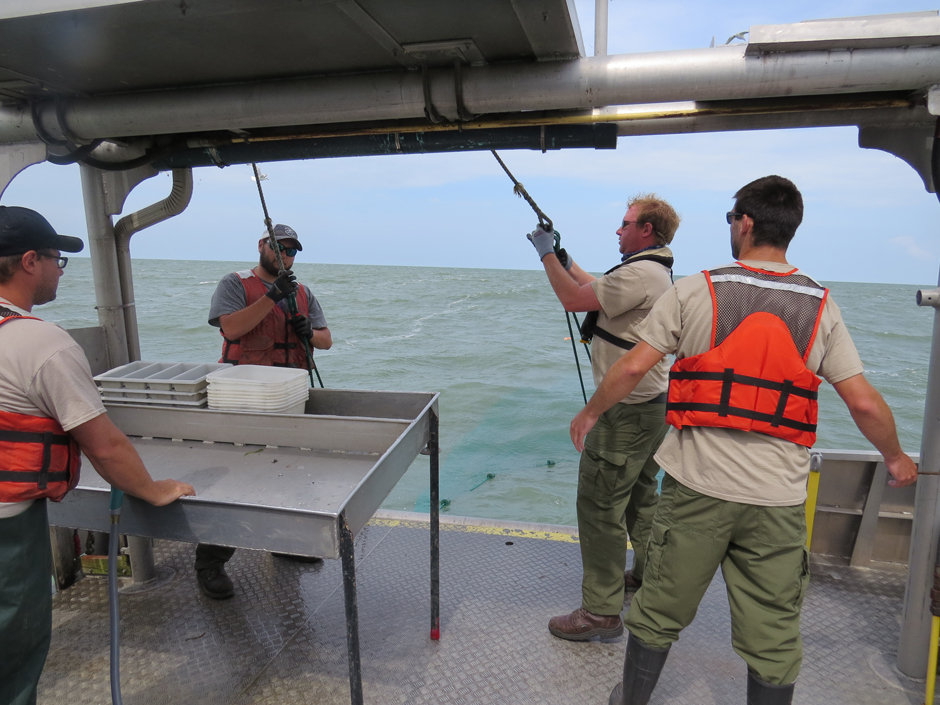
[[490, 150, 590, 402], [490, 150, 552, 232], [250, 163, 323, 388]]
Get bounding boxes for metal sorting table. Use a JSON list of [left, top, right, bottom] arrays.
[[47, 388, 441, 705]]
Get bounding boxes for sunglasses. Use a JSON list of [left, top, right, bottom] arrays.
[[726, 211, 747, 224], [268, 241, 298, 257], [38, 253, 68, 268]]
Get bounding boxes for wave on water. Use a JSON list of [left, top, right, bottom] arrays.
[[43, 259, 933, 525]]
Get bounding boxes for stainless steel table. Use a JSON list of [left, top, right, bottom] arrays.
[[48, 388, 441, 705]]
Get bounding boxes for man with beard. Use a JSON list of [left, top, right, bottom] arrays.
[[196, 224, 332, 599]]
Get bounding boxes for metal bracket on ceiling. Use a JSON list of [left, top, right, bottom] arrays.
[[421, 62, 445, 124], [453, 59, 477, 122], [54, 98, 91, 145], [858, 120, 937, 193]]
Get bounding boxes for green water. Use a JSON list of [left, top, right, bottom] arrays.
[[40, 259, 933, 525]]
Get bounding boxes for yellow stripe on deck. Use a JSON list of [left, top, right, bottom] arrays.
[[369, 512, 582, 544]]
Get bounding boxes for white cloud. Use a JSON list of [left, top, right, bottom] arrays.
[[890, 236, 936, 262]]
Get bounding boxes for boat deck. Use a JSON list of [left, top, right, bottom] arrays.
[[40, 513, 925, 705]]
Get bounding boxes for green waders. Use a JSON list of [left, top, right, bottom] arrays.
[[625, 474, 810, 685], [577, 400, 668, 616], [0, 499, 53, 705]]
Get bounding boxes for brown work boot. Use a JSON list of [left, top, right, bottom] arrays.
[[624, 569, 642, 593], [548, 607, 623, 641]]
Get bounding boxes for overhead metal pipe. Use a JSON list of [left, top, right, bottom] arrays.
[[4, 44, 940, 144]]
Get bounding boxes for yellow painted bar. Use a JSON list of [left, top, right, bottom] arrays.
[[926, 615, 939, 704], [806, 470, 821, 551]]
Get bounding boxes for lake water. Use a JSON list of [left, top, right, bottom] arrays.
[[40, 258, 934, 525]]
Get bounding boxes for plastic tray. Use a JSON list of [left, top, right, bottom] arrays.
[[206, 365, 308, 386], [207, 398, 306, 415], [95, 362, 231, 396]]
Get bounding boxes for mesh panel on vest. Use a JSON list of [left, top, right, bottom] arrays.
[[710, 266, 826, 358]]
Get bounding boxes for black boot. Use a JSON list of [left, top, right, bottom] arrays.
[[608, 634, 670, 705], [746, 672, 794, 705]]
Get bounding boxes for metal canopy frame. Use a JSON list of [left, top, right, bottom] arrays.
[[1, 0, 940, 687]]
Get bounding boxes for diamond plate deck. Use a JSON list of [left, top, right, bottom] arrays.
[[40, 515, 924, 705]]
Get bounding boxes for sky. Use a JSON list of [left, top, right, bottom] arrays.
[[2, 0, 939, 284]]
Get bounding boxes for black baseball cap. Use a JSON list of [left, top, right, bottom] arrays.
[[0, 206, 84, 257], [260, 224, 303, 251]]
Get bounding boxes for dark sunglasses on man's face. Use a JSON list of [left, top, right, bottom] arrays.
[[268, 242, 298, 257], [726, 211, 746, 225]]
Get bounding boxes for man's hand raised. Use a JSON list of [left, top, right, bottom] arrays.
[[265, 269, 298, 303]]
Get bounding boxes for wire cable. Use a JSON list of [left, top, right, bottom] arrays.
[[250, 163, 323, 388]]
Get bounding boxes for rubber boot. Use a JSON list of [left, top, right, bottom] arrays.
[[746, 672, 795, 705], [608, 634, 670, 705]]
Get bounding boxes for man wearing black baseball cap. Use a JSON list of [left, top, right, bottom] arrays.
[[0, 206, 196, 705], [199, 223, 332, 598]]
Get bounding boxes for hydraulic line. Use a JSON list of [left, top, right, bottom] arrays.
[[108, 487, 125, 705], [490, 150, 590, 402], [249, 162, 323, 388]]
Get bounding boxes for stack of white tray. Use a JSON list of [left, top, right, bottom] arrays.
[[95, 362, 232, 408], [206, 365, 309, 414]]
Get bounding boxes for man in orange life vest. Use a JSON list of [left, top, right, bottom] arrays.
[[570, 176, 918, 705], [0, 206, 196, 705], [197, 224, 332, 599]]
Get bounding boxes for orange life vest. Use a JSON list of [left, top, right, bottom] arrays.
[[665, 263, 828, 447], [219, 270, 312, 368], [0, 310, 81, 502]]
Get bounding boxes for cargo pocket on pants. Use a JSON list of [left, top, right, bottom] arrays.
[[644, 523, 670, 585], [793, 546, 810, 610], [578, 447, 628, 507]]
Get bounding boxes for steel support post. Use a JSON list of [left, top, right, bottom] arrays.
[[79, 164, 157, 583], [429, 409, 441, 640], [80, 164, 130, 369], [339, 514, 363, 705], [594, 0, 608, 57], [898, 283, 940, 678]]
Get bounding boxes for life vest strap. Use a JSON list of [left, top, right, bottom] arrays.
[[0, 470, 70, 484], [668, 369, 818, 400], [0, 429, 71, 444], [665, 402, 817, 433], [591, 325, 636, 351]]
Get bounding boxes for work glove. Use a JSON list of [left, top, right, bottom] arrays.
[[526, 226, 556, 261], [265, 269, 298, 303], [290, 315, 313, 341], [556, 247, 573, 271]]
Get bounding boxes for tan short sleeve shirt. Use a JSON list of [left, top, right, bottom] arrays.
[[589, 247, 674, 403]]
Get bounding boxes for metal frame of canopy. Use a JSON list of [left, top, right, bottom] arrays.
[[49, 391, 442, 705], [1, 0, 940, 685]]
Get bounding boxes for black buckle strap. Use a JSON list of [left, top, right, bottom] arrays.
[[38, 431, 53, 489], [0, 470, 70, 484], [668, 370, 817, 400], [591, 326, 636, 351], [0, 429, 70, 445], [665, 402, 816, 433], [771, 380, 794, 428], [718, 368, 734, 417]]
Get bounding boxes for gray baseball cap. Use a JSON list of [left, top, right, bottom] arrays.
[[260, 224, 303, 251], [0, 206, 84, 257]]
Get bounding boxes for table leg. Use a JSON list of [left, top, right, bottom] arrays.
[[339, 515, 363, 705], [429, 409, 440, 641]]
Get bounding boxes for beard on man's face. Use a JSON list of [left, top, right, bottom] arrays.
[[259, 248, 281, 277]]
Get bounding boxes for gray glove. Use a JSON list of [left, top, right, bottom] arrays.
[[265, 269, 298, 303], [526, 226, 555, 261]]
